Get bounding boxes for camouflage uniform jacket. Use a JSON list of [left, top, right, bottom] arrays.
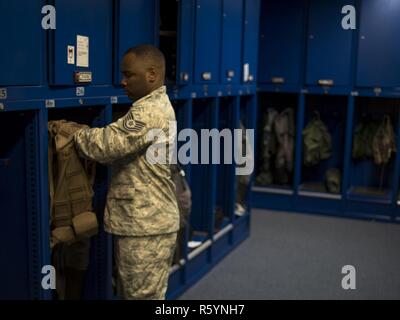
[[74, 86, 179, 236]]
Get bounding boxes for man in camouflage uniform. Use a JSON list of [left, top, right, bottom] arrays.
[[73, 45, 179, 299]]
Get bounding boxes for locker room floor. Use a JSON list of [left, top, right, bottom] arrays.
[[179, 209, 400, 300]]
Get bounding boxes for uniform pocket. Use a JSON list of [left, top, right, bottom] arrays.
[[107, 186, 135, 217], [133, 182, 152, 209]]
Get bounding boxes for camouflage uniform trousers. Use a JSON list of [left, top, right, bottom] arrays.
[[114, 232, 177, 300]]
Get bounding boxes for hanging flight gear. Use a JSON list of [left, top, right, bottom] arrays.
[[256, 108, 295, 185], [256, 108, 278, 185], [302, 111, 332, 167], [372, 115, 397, 166], [274, 108, 295, 185], [352, 114, 396, 165], [48, 120, 98, 248], [352, 120, 379, 160]]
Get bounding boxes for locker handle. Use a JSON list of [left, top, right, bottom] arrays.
[[271, 77, 285, 84], [0, 158, 10, 168], [202, 72, 212, 81], [318, 79, 334, 86], [181, 72, 189, 82], [226, 70, 235, 79]]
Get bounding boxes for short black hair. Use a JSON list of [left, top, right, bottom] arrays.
[[124, 44, 165, 78]]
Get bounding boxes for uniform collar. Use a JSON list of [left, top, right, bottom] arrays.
[[132, 86, 167, 106]]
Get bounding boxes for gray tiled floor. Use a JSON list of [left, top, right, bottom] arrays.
[[179, 209, 400, 300]]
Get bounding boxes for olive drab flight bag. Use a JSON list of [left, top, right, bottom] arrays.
[[325, 168, 341, 194], [48, 120, 98, 248], [302, 112, 332, 167]]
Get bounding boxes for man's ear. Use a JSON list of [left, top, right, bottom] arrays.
[[147, 67, 157, 83]]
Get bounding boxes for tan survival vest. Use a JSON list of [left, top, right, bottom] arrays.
[[48, 120, 98, 249]]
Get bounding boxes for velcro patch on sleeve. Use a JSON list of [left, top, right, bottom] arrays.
[[122, 112, 146, 132]]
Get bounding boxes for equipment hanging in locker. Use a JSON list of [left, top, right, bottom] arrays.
[[302, 111, 332, 167], [48, 120, 98, 300], [256, 108, 295, 185], [352, 114, 397, 165]]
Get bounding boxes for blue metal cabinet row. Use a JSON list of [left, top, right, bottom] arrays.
[[177, 0, 260, 85], [0, 0, 260, 88], [258, 0, 400, 89], [0, 95, 255, 299], [252, 92, 400, 222]]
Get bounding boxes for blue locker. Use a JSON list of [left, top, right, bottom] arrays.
[[258, 0, 306, 86], [191, 99, 218, 233], [242, 0, 260, 84], [160, 0, 194, 85], [0, 111, 40, 299], [50, 0, 113, 86], [300, 95, 347, 193], [216, 97, 237, 230], [115, 0, 157, 85], [348, 98, 399, 201], [220, 0, 243, 84], [194, 0, 222, 84], [176, 0, 195, 85], [48, 105, 112, 299], [0, 1, 43, 86], [357, 0, 400, 88], [306, 0, 355, 87]]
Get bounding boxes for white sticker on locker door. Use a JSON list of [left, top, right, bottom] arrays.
[[76, 35, 89, 68], [243, 63, 249, 82], [67, 45, 75, 65]]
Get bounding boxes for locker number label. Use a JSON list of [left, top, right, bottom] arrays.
[[0, 88, 7, 100], [76, 87, 85, 97]]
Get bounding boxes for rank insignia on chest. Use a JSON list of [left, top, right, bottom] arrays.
[[123, 113, 146, 132]]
